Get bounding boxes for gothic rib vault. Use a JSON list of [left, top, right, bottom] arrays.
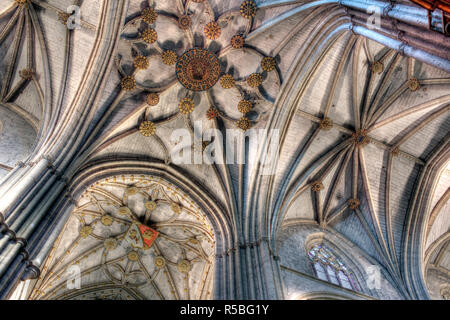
[[0, 0, 449, 300]]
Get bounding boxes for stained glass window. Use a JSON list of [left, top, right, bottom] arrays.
[[308, 244, 358, 291], [314, 262, 328, 281]]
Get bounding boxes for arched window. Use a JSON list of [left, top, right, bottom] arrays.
[[308, 244, 358, 291]]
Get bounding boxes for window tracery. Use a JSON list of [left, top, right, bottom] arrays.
[[308, 244, 357, 291]]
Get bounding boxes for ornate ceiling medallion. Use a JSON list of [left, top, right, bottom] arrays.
[[371, 61, 384, 74], [178, 15, 191, 30], [319, 117, 333, 130], [126, 186, 139, 195], [171, 203, 182, 214], [408, 78, 420, 91], [161, 50, 177, 65], [154, 256, 166, 268], [134, 55, 149, 69], [220, 74, 235, 88], [117, 206, 131, 215], [115, 0, 281, 143], [179, 97, 195, 114], [121, 76, 136, 91], [125, 222, 159, 250], [58, 12, 70, 25], [176, 48, 221, 91], [261, 56, 276, 72], [236, 117, 251, 131], [311, 181, 324, 192], [206, 107, 218, 120], [101, 215, 113, 226], [19, 68, 33, 80], [247, 73, 262, 88], [31, 175, 216, 300], [238, 100, 253, 114], [141, 28, 158, 44], [146, 93, 159, 106], [139, 121, 156, 137], [204, 22, 221, 40], [104, 238, 118, 251], [142, 7, 158, 24], [80, 225, 93, 238], [240, 0, 257, 19], [127, 251, 139, 261], [231, 34, 245, 49], [352, 129, 369, 147], [348, 198, 360, 209]]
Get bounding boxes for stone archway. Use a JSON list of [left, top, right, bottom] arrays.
[[30, 174, 216, 300]]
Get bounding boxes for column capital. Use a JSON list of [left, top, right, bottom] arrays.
[[21, 262, 40, 281]]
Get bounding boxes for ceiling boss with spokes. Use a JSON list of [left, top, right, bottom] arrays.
[[31, 175, 215, 300], [115, 0, 281, 136]]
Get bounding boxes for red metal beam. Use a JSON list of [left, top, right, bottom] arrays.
[[409, 0, 450, 14]]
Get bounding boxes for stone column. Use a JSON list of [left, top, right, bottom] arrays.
[[0, 0, 130, 298]]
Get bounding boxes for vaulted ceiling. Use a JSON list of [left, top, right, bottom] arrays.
[[32, 175, 215, 300], [0, 0, 100, 178]]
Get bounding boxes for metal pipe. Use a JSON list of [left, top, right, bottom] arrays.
[[248, 0, 449, 71], [350, 14, 450, 60], [349, 8, 450, 48], [258, 0, 444, 30], [353, 25, 450, 71], [341, 0, 443, 30]]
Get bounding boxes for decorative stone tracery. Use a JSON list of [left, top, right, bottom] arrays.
[[31, 175, 216, 300], [176, 49, 221, 91]]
